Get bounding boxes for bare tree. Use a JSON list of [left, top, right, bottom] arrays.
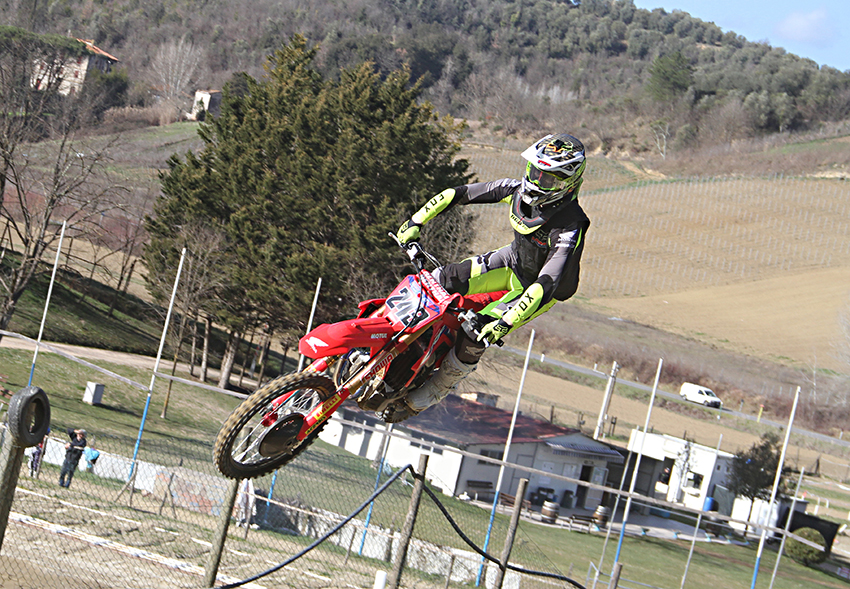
[[103, 183, 156, 317], [0, 40, 130, 336], [144, 220, 227, 417], [151, 36, 204, 123], [650, 119, 671, 159], [0, 31, 130, 336]]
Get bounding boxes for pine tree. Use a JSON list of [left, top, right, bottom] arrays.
[[145, 35, 472, 388]]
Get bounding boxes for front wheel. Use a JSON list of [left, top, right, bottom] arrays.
[[214, 372, 335, 479]]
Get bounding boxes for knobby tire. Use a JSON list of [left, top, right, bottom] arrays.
[[214, 372, 335, 479]]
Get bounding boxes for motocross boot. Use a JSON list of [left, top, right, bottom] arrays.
[[405, 347, 477, 414]]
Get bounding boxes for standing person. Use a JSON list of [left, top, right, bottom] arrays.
[[58, 428, 87, 488], [396, 133, 590, 415], [29, 440, 44, 477]]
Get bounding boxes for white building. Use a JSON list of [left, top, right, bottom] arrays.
[[627, 429, 735, 512], [32, 38, 119, 96], [186, 90, 222, 121], [319, 393, 624, 512]]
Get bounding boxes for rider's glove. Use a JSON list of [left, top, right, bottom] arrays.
[[397, 218, 422, 245], [477, 318, 512, 344]]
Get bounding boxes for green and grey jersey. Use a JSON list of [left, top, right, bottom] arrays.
[[412, 178, 590, 306]]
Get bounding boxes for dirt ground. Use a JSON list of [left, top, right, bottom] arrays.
[[596, 266, 850, 373]]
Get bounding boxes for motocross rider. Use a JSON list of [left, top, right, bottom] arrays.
[[396, 133, 590, 414]]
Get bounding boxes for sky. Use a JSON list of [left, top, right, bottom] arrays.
[[631, 0, 850, 72]]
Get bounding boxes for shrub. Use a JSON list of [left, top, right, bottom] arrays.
[[785, 527, 827, 566]]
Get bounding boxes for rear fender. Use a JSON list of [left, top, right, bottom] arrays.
[[299, 316, 395, 358]]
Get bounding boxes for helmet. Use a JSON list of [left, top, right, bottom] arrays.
[[519, 133, 586, 206]]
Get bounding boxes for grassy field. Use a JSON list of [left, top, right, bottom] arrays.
[[7, 344, 848, 589]]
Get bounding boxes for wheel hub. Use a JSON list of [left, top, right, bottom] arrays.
[[257, 414, 305, 457]]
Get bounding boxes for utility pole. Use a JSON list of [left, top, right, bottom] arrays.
[[594, 361, 619, 440]]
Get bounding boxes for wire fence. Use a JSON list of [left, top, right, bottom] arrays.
[[3, 419, 583, 589], [0, 146, 848, 587], [461, 147, 850, 299], [1, 368, 844, 589]]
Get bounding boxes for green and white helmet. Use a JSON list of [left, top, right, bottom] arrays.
[[519, 133, 586, 206]]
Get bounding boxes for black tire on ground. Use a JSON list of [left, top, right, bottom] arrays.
[[7, 386, 51, 447], [213, 372, 335, 479]]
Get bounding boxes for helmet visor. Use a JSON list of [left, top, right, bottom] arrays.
[[525, 162, 570, 192]]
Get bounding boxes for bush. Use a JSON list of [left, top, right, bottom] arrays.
[[785, 527, 827, 566]]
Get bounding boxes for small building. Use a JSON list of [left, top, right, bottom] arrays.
[[319, 394, 624, 512], [626, 429, 735, 512], [32, 38, 119, 96], [186, 90, 222, 121]]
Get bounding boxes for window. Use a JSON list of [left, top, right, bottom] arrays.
[[478, 449, 504, 465], [409, 441, 443, 455], [684, 472, 703, 489]]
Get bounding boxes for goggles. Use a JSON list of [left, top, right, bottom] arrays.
[[525, 162, 571, 192]]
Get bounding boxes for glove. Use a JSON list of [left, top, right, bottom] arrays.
[[396, 218, 421, 244], [477, 318, 512, 344]]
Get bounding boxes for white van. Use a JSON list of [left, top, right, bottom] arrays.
[[679, 383, 722, 408]]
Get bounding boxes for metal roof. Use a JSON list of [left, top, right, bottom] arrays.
[[546, 441, 625, 463]]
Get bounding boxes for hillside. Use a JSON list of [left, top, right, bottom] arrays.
[[6, 0, 850, 156], [458, 129, 850, 432]]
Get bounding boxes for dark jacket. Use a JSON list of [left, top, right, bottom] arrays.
[[64, 428, 87, 464], [450, 179, 590, 303]]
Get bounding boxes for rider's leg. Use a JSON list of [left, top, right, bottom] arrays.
[[405, 329, 485, 412], [407, 248, 519, 413]]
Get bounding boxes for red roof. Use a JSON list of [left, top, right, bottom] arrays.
[[346, 393, 579, 447], [76, 39, 119, 63]]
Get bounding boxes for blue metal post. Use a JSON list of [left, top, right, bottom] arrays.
[[359, 423, 393, 555], [613, 358, 663, 566], [750, 387, 799, 589], [476, 330, 535, 586]]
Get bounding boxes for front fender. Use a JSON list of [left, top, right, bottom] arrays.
[[299, 316, 395, 358]]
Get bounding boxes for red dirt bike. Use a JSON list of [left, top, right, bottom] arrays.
[[214, 238, 504, 479]]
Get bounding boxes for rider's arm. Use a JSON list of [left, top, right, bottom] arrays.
[[503, 225, 585, 327], [398, 180, 517, 243]]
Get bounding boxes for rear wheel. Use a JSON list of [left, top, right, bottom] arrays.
[[214, 372, 335, 479]]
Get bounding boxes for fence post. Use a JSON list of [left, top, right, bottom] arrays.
[[0, 387, 51, 552], [388, 454, 428, 589], [493, 478, 528, 589], [204, 477, 240, 588], [607, 562, 623, 589]]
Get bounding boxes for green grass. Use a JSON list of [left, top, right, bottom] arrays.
[[6, 338, 848, 589]]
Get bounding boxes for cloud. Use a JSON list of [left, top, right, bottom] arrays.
[[775, 8, 836, 46]]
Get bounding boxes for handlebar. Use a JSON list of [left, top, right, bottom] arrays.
[[388, 233, 440, 270], [388, 232, 502, 347]]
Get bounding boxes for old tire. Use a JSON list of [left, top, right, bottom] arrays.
[[7, 386, 50, 447], [214, 372, 335, 479]]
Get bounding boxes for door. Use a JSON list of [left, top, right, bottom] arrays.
[[575, 465, 593, 509]]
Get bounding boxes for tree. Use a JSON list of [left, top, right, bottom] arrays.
[[146, 36, 472, 389], [729, 432, 783, 529], [647, 52, 693, 103], [785, 527, 827, 566], [0, 27, 126, 337], [151, 37, 204, 123]]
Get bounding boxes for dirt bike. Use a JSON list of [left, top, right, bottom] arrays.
[[214, 237, 505, 479]]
